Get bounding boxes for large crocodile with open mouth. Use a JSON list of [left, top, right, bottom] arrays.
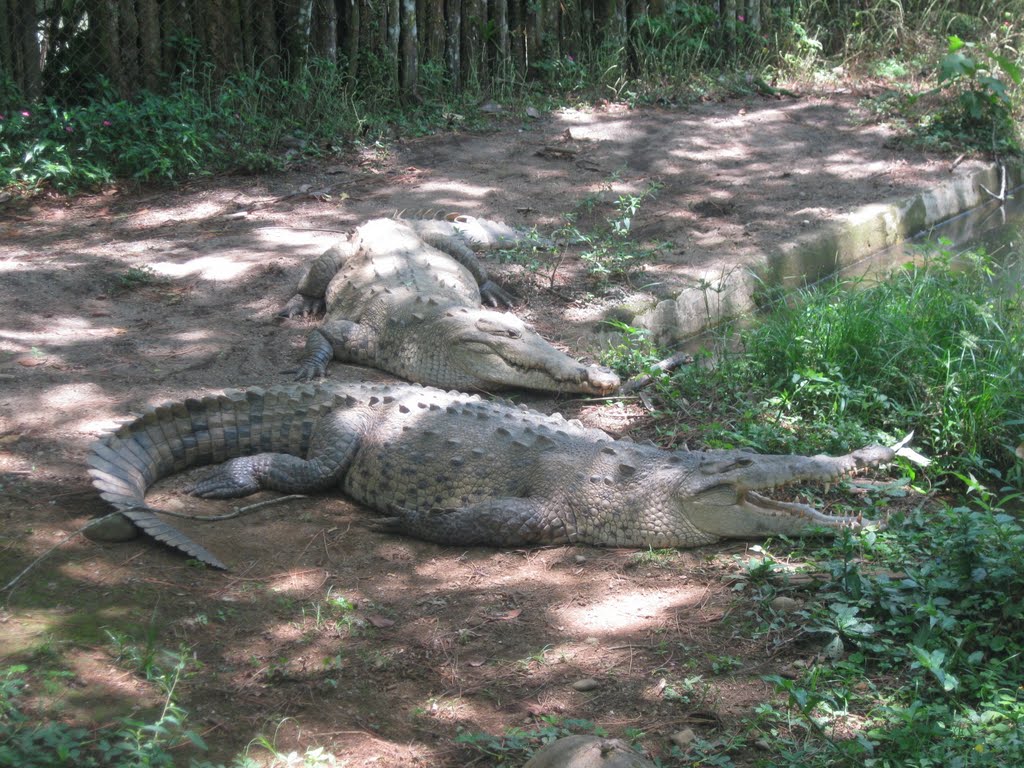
[[86, 382, 894, 569], [277, 216, 619, 395]]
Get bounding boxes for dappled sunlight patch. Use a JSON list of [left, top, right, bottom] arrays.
[[0, 317, 126, 346], [150, 254, 253, 281], [61, 647, 164, 722], [141, 200, 225, 225], [38, 382, 109, 419], [264, 568, 331, 595], [411, 179, 491, 202], [552, 585, 706, 634], [0, 611, 52, 657]]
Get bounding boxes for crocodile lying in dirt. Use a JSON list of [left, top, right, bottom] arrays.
[[86, 382, 895, 570], [277, 216, 620, 395]]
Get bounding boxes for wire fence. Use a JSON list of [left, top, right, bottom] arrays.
[[3, 1, 797, 107]]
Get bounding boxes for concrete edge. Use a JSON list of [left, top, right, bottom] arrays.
[[631, 160, 1024, 344]]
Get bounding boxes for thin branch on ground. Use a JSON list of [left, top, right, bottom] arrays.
[[618, 349, 695, 394]]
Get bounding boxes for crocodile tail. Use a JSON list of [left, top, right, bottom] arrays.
[[87, 384, 331, 569]]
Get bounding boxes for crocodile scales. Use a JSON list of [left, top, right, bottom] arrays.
[[278, 216, 619, 395], [86, 382, 894, 569]]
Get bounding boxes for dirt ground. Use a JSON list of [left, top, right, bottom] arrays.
[[0, 93, 982, 766]]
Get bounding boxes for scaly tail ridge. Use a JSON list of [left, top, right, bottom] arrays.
[[87, 384, 329, 570]]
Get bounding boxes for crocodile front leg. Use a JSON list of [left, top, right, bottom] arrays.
[[189, 408, 367, 498], [416, 228, 516, 308], [278, 243, 355, 318], [295, 319, 379, 380], [372, 498, 576, 547]]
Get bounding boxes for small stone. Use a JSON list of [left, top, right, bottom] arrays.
[[770, 596, 800, 613], [525, 106, 541, 119], [84, 513, 140, 542], [572, 678, 601, 691], [669, 728, 696, 748]]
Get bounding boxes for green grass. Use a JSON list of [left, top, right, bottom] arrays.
[[639, 243, 1023, 491]]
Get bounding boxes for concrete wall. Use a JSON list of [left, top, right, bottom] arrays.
[[631, 161, 1023, 345]]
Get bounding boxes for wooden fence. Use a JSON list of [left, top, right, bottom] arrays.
[[0, 1, 998, 103]]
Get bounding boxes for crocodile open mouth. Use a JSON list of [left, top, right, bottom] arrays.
[[742, 490, 861, 523]]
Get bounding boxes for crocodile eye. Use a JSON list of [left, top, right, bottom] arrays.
[[476, 317, 523, 339]]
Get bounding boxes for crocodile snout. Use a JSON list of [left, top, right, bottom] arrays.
[[585, 366, 621, 395]]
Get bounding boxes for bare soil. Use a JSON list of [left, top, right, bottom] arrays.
[[0, 93, 981, 766]]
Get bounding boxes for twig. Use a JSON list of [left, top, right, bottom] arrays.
[[154, 494, 307, 522], [618, 349, 695, 394], [979, 161, 1008, 202], [1, 511, 125, 596]]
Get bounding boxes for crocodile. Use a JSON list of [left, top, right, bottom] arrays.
[[277, 216, 620, 395], [86, 382, 894, 569]]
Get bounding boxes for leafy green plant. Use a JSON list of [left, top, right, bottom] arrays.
[[754, 485, 1024, 767], [570, 183, 665, 282], [660, 243, 1023, 488], [455, 716, 609, 764], [872, 33, 1023, 156], [1, 649, 230, 768], [114, 265, 165, 291], [931, 35, 1022, 154], [601, 320, 666, 378]]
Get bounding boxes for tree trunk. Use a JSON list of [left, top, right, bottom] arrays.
[[424, 0, 445, 65], [118, 0, 139, 96], [386, 0, 400, 81], [509, 0, 525, 77], [723, 0, 736, 61], [89, 0, 123, 96], [541, 0, 559, 60], [254, 0, 279, 76], [160, 0, 188, 77], [461, 0, 484, 88], [446, 0, 461, 89], [0, 0, 13, 89], [280, 0, 311, 76], [489, 0, 509, 78], [342, 0, 359, 76], [311, 0, 337, 61], [138, 0, 161, 90], [399, 0, 417, 99]]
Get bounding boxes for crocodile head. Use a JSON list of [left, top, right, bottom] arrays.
[[672, 444, 895, 541], [431, 308, 620, 395]]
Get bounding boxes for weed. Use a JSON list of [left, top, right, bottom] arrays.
[[662, 674, 709, 707], [455, 716, 609, 764], [563, 182, 665, 284], [601, 320, 666, 379], [869, 32, 1023, 156], [0, 638, 225, 767], [709, 654, 744, 676], [752, 487, 1024, 766], [114, 265, 164, 291], [626, 547, 679, 569]]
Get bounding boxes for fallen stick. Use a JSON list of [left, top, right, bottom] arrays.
[[618, 349, 695, 394]]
